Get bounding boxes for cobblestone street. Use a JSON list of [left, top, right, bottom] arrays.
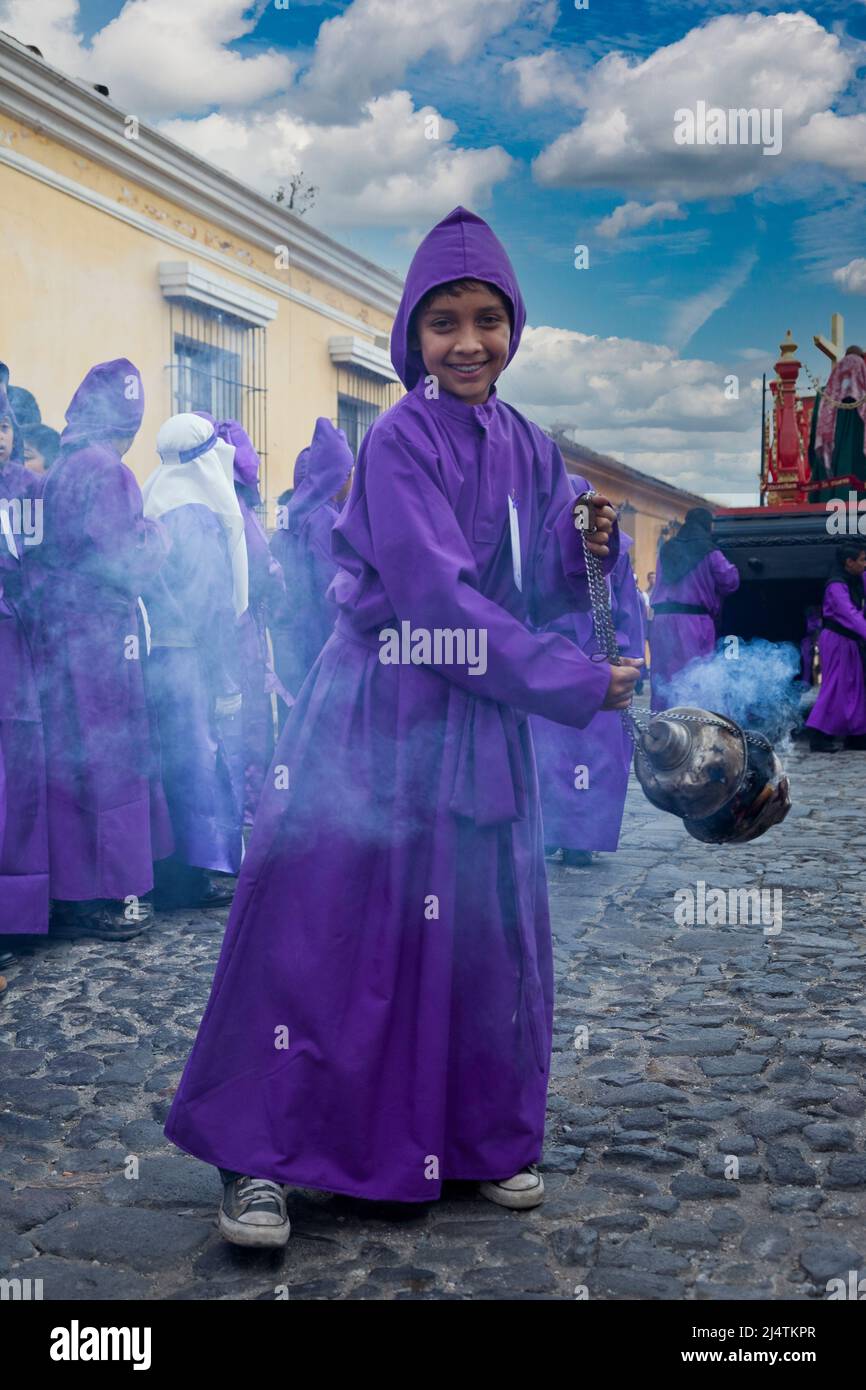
[[1, 741, 864, 1302]]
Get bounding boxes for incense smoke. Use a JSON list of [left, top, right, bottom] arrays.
[[664, 638, 802, 747]]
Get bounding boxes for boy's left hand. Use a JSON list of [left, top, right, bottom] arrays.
[[574, 494, 616, 557]]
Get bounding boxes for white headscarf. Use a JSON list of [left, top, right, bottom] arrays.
[[142, 413, 249, 616]]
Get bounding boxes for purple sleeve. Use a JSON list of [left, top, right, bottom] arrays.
[[82, 461, 169, 594], [305, 507, 340, 599], [824, 582, 866, 641], [363, 425, 611, 727], [531, 444, 620, 627], [613, 556, 646, 658], [709, 548, 740, 597]]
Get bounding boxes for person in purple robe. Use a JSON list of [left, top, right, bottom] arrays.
[[32, 359, 172, 940], [197, 415, 291, 825], [268, 420, 353, 707], [800, 606, 822, 685], [165, 205, 638, 1247], [649, 507, 740, 711], [805, 543, 866, 751], [532, 520, 645, 868], [0, 387, 49, 948], [141, 413, 248, 907], [22, 424, 61, 476]]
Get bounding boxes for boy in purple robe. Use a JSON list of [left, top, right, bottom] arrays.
[[268, 419, 353, 704], [141, 414, 248, 907], [649, 507, 740, 711], [0, 388, 49, 944], [33, 359, 172, 939], [165, 206, 638, 1246], [532, 521, 645, 867], [805, 544, 866, 751]]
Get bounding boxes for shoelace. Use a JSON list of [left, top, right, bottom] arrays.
[[236, 1177, 283, 1211]]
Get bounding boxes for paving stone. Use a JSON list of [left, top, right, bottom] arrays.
[[670, 1175, 740, 1201], [28, 1206, 213, 1272], [802, 1123, 855, 1152], [0, 1255, 154, 1300], [799, 1238, 863, 1284], [765, 1146, 817, 1186], [739, 1225, 791, 1260], [825, 1156, 866, 1189], [768, 1188, 825, 1213]]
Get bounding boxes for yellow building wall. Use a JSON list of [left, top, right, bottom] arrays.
[[0, 113, 396, 507]]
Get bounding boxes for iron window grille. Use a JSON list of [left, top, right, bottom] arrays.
[[336, 365, 402, 457], [167, 300, 268, 503]]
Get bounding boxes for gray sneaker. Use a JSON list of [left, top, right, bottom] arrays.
[[218, 1175, 291, 1247], [479, 1164, 545, 1210]]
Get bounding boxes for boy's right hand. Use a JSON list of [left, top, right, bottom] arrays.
[[601, 659, 641, 709]]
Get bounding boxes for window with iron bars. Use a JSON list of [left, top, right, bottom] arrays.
[[336, 365, 402, 457], [167, 300, 268, 501]]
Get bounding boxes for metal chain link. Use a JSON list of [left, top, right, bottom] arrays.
[[573, 492, 770, 752]]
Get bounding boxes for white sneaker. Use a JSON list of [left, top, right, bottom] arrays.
[[479, 1164, 544, 1210]]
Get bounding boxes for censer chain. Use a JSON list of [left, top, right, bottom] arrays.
[[576, 495, 769, 751]]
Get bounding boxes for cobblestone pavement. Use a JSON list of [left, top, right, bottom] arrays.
[[1, 740, 864, 1301]]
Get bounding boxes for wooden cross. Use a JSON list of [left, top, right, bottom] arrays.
[[813, 312, 845, 363]]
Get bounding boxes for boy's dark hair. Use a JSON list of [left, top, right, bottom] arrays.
[[409, 278, 512, 346], [23, 423, 60, 467]]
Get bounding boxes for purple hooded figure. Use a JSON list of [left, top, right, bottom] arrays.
[[165, 207, 632, 1240], [649, 507, 739, 711], [197, 414, 292, 825], [805, 544, 866, 750], [0, 386, 49, 937], [140, 413, 250, 909], [269, 419, 353, 705], [32, 359, 172, 939], [531, 517, 645, 865]]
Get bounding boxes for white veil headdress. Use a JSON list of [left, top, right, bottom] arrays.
[[142, 412, 249, 616]]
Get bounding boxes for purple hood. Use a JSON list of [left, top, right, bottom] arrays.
[[61, 358, 144, 449], [285, 419, 353, 535], [390, 205, 527, 391]]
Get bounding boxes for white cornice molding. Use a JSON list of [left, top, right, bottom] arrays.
[[0, 142, 388, 339], [328, 335, 399, 383], [159, 261, 277, 327], [0, 30, 404, 317]]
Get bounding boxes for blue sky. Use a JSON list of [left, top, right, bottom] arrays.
[[5, 0, 866, 501]]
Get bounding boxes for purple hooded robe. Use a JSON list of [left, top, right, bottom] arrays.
[[198, 416, 291, 825], [165, 206, 618, 1200], [268, 419, 352, 701], [33, 360, 172, 902], [649, 550, 740, 711], [141, 504, 244, 877], [805, 578, 866, 736], [0, 392, 49, 932], [531, 525, 645, 852]]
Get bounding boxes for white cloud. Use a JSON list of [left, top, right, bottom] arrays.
[[0, 0, 295, 116], [300, 0, 533, 118], [502, 324, 761, 501], [665, 249, 758, 350], [596, 200, 686, 240], [792, 111, 866, 181], [833, 258, 866, 295], [503, 50, 584, 108], [160, 91, 514, 226], [532, 12, 859, 201]]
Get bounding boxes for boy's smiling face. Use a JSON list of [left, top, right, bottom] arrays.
[[415, 281, 511, 405]]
